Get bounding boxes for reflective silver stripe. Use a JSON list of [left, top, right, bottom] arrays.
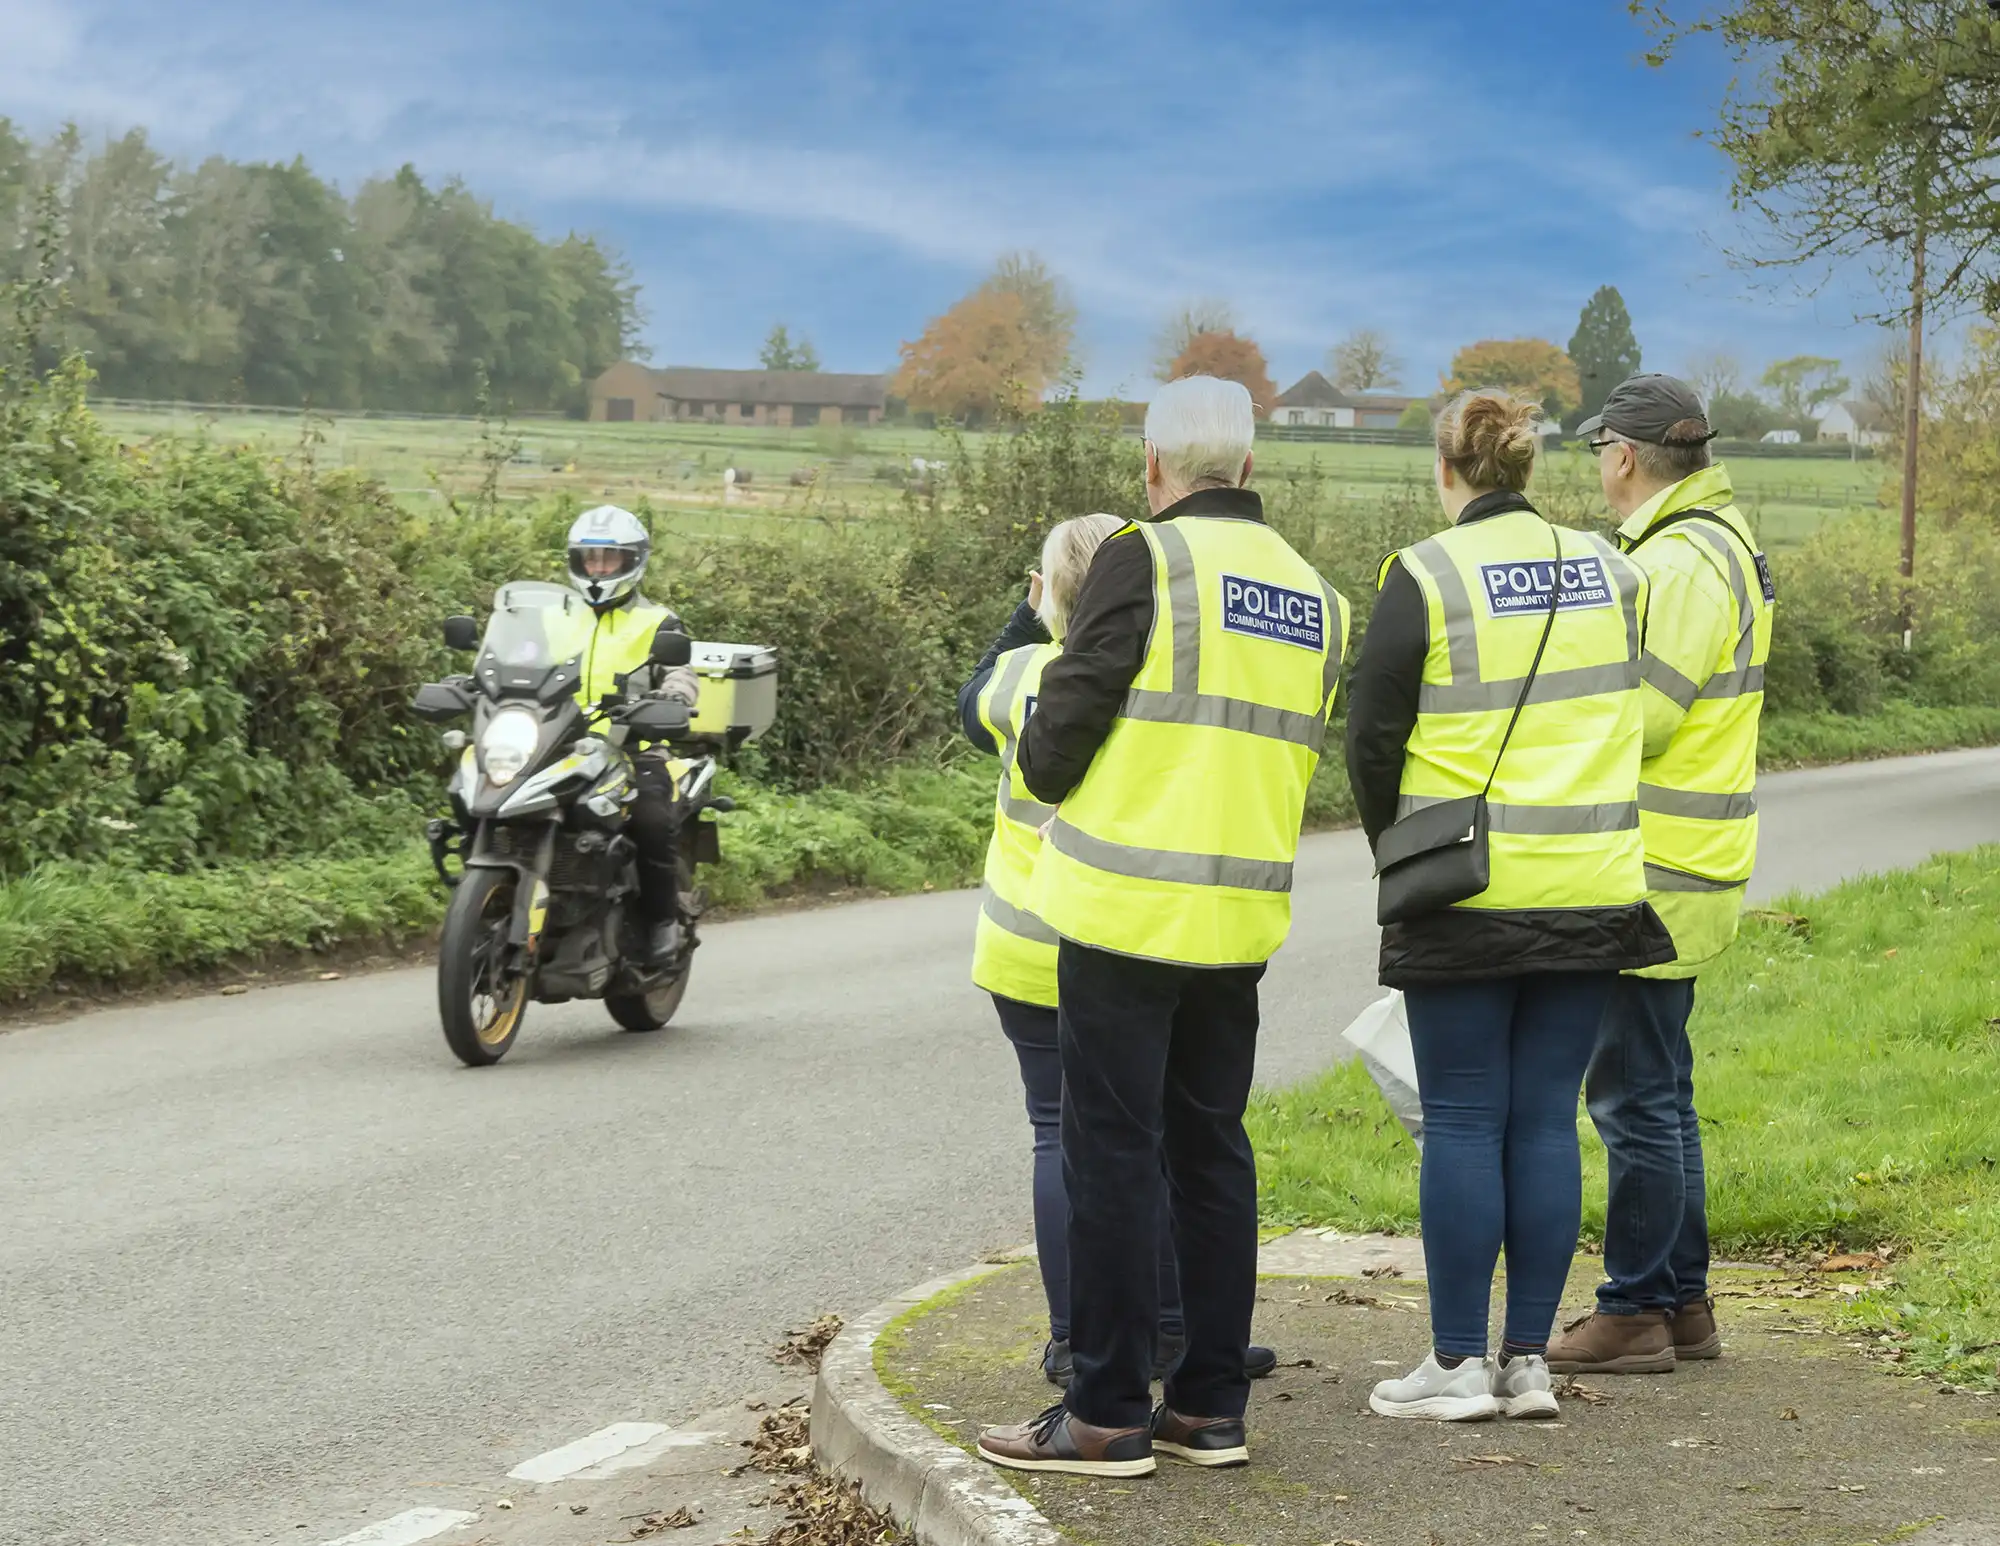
[[982, 886, 1060, 944], [1316, 574, 1345, 711], [1418, 659, 1640, 714], [1645, 863, 1747, 894], [1121, 688, 1327, 750], [1681, 521, 1757, 673], [1397, 793, 1640, 834], [1588, 532, 1645, 666], [1639, 784, 1758, 821], [1403, 537, 1480, 684], [991, 647, 1037, 771], [1046, 817, 1293, 892], [1640, 651, 1701, 711], [1000, 789, 1057, 825], [1149, 520, 1203, 694], [1697, 664, 1765, 700]]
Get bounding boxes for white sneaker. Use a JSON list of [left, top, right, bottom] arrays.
[[1369, 1353, 1500, 1421], [1492, 1353, 1559, 1419]]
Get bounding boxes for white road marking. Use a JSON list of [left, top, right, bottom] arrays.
[[319, 1509, 478, 1546], [507, 1421, 672, 1483]]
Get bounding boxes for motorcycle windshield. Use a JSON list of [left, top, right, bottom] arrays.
[[477, 581, 593, 697]]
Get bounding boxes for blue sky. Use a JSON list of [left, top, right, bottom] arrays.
[[2, 0, 1907, 396]]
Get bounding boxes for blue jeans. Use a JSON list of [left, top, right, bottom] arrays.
[[1586, 976, 1709, 1313], [1405, 973, 1616, 1360], [991, 995, 1184, 1345]]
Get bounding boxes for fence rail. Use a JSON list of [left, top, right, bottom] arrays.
[[91, 396, 574, 424]]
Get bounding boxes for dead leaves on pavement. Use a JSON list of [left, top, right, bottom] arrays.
[[775, 1314, 844, 1371]]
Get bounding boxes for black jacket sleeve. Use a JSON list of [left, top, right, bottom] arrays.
[[1344, 558, 1428, 848], [957, 601, 1049, 755], [1018, 527, 1154, 805]]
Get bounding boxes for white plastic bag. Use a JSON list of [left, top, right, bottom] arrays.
[[1338, 989, 1423, 1150]]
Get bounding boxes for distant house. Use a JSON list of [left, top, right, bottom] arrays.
[[1268, 372, 1425, 429], [1819, 400, 1894, 447], [588, 363, 890, 426], [1761, 428, 1803, 445]]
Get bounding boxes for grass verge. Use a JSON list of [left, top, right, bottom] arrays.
[[1759, 702, 2000, 769], [1249, 844, 2000, 1388]]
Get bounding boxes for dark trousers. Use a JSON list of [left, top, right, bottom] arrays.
[[1404, 972, 1616, 1359], [1586, 976, 1709, 1313], [991, 995, 1184, 1344], [1058, 940, 1263, 1430], [626, 754, 682, 924]]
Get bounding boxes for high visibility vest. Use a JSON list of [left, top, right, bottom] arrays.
[[1029, 517, 1350, 968], [971, 643, 1061, 1006], [1618, 468, 1773, 976], [1392, 509, 1652, 916], [577, 597, 674, 725]]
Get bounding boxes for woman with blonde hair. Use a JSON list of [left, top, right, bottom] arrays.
[[956, 514, 1278, 1389], [1344, 390, 1672, 1421]]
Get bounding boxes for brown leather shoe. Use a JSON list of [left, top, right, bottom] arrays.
[[1545, 1310, 1676, 1375], [978, 1403, 1156, 1477], [1152, 1405, 1249, 1468], [1671, 1296, 1722, 1360]]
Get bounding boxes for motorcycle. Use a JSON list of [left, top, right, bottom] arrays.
[[411, 581, 739, 1067]]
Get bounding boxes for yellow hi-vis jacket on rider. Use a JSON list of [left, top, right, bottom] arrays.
[[1392, 507, 1654, 917], [971, 642, 1061, 1006], [1028, 515, 1350, 968], [1616, 464, 1773, 976], [576, 597, 678, 725]]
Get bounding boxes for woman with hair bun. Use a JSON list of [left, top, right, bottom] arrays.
[[1344, 389, 1674, 1422]]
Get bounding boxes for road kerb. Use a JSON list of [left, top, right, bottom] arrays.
[[811, 1263, 1062, 1546]]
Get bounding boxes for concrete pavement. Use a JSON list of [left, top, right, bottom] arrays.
[[3, 748, 1996, 1545]]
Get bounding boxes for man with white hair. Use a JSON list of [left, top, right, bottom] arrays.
[[977, 377, 1350, 1478]]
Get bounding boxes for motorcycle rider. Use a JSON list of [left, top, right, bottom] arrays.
[[566, 504, 700, 967]]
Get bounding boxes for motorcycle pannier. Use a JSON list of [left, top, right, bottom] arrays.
[[687, 641, 779, 747]]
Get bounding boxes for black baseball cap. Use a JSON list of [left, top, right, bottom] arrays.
[[1575, 373, 1717, 445]]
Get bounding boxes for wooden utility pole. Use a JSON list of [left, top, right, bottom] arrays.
[[1899, 219, 1926, 649]]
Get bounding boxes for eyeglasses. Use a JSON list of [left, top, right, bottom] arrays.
[[1586, 438, 1621, 454]]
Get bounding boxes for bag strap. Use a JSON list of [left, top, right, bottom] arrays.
[[1481, 526, 1563, 799]]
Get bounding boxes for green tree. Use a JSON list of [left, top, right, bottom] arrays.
[[1707, 387, 1777, 441], [1761, 354, 1849, 436], [1566, 285, 1642, 430], [1636, 1, 2000, 592], [759, 322, 821, 372]]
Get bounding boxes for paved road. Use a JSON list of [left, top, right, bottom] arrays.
[[4, 748, 1996, 1546]]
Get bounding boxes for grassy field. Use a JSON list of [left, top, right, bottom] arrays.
[[93, 403, 1888, 548], [1249, 845, 2000, 1388]]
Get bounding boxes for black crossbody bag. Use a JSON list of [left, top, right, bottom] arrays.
[[1372, 529, 1564, 927]]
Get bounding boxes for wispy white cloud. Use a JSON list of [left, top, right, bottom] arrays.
[[2, 0, 1880, 388]]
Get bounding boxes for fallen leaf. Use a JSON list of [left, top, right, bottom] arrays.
[[1456, 1453, 1536, 1469], [495, 1499, 514, 1510], [1911, 1467, 1946, 1476], [774, 1314, 844, 1370], [1361, 1265, 1405, 1279], [1883, 948, 1898, 958], [1779, 1408, 1800, 1421], [1830, 1484, 1869, 1493], [317, 971, 343, 981], [1553, 1378, 1610, 1407], [1819, 1253, 1888, 1273], [624, 1504, 701, 1537], [1668, 1438, 1719, 1449], [569, 1503, 589, 1515], [219, 984, 248, 996]]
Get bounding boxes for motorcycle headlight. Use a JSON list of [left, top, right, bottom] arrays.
[[478, 706, 541, 787]]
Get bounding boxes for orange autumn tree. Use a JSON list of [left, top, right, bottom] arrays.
[[893, 255, 1074, 422], [1443, 339, 1580, 423], [1166, 330, 1278, 416]]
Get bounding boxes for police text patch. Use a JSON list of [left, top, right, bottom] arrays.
[[1221, 574, 1325, 650], [1479, 556, 1617, 618], [1752, 551, 1777, 604]]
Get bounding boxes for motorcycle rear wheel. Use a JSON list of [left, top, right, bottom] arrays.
[[606, 968, 690, 1033], [439, 867, 529, 1066]]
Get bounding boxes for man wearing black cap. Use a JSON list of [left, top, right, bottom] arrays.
[[1549, 375, 1775, 1377]]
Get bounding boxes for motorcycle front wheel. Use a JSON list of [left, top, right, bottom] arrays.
[[439, 866, 529, 1066]]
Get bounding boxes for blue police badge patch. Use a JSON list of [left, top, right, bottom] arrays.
[[1478, 555, 1617, 618], [1220, 575, 1325, 649]]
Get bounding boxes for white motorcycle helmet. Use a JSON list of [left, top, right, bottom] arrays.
[[566, 504, 651, 610]]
